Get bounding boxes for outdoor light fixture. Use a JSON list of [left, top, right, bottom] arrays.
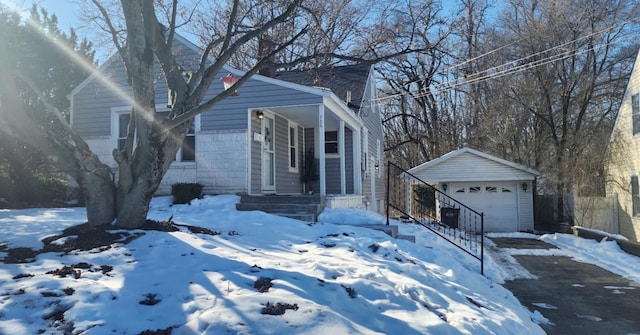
[[442, 183, 448, 191], [220, 73, 239, 96], [522, 182, 528, 191], [256, 110, 264, 119]]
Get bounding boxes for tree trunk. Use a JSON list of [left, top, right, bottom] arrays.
[[78, 166, 117, 226]]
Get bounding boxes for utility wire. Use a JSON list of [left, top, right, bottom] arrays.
[[370, 16, 639, 107]]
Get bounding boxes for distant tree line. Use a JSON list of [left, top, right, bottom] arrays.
[[377, 0, 640, 220]]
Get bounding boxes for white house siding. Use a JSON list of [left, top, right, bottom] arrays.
[[518, 181, 535, 232], [413, 152, 534, 182], [159, 164, 198, 195], [409, 148, 538, 233], [359, 68, 385, 212], [84, 137, 115, 166], [606, 50, 640, 242], [81, 132, 247, 196], [195, 130, 247, 195]]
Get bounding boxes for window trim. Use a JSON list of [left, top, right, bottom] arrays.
[[324, 130, 339, 157], [288, 121, 299, 173]]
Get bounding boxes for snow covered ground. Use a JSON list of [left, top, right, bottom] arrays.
[[0, 195, 635, 334]]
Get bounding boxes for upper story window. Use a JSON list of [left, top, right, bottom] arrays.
[[325, 131, 338, 155], [632, 94, 640, 135]]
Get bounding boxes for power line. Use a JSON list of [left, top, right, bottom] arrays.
[[370, 16, 639, 107]]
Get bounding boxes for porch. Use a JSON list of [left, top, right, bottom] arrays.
[[247, 100, 363, 198]]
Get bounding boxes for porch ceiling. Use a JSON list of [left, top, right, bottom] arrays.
[[266, 105, 343, 131]]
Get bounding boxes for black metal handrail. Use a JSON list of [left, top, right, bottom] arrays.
[[386, 161, 484, 275]]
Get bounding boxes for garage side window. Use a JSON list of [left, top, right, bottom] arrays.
[[632, 176, 640, 216]]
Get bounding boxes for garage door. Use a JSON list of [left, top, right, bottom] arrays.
[[449, 182, 518, 232]]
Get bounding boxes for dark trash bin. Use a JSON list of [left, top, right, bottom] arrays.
[[440, 207, 460, 228]]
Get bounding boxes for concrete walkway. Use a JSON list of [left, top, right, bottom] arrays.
[[490, 237, 640, 335]]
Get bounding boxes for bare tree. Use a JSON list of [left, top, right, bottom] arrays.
[[481, 0, 640, 221], [0, 0, 427, 228], [377, 0, 454, 167]]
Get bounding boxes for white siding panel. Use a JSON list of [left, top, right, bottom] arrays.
[[518, 183, 535, 231], [413, 152, 535, 182]]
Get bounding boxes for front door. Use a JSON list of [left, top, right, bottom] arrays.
[[262, 115, 276, 193]]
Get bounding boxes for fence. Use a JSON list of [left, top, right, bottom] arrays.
[[386, 161, 484, 274]]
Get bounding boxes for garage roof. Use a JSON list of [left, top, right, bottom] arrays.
[[406, 147, 540, 182]]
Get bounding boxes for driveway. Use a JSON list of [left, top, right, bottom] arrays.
[[490, 237, 640, 335]]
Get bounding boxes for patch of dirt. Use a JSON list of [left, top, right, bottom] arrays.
[[254, 277, 273, 293], [342, 285, 357, 298], [12, 273, 34, 280], [4, 247, 38, 263], [176, 224, 219, 236], [261, 302, 299, 315], [1, 220, 214, 264], [138, 327, 174, 335], [46, 265, 82, 279], [139, 293, 161, 306]]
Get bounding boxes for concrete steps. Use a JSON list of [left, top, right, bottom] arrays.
[[236, 195, 325, 222]]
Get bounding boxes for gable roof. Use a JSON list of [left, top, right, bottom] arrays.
[[275, 64, 371, 111], [407, 146, 540, 182], [69, 35, 371, 108]]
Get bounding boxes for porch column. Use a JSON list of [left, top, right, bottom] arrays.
[[318, 104, 326, 196], [353, 127, 362, 195], [339, 120, 346, 194]]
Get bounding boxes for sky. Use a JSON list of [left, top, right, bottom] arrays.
[[1, 195, 639, 334], [12, 0, 78, 30]]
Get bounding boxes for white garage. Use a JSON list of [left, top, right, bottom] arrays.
[[406, 147, 540, 232]]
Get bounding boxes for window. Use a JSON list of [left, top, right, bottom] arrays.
[[114, 109, 196, 162], [469, 186, 481, 193], [181, 121, 196, 162], [117, 113, 131, 150], [456, 188, 465, 193], [288, 123, 298, 172], [485, 186, 497, 193], [502, 187, 512, 193], [325, 131, 338, 155], [633, 94, 640, 135], [632, 176, 640, 217]]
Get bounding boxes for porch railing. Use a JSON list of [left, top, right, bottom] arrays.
[[385, 161, 484, 275]]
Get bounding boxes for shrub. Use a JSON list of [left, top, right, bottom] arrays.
[[36, 177, 69, 203], [171, 183, 203, 204]]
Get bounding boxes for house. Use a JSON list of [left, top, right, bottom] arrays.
[[405, 146, 540, 232], [68, 35, 386, 214], [605, 48, 640, 242]]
